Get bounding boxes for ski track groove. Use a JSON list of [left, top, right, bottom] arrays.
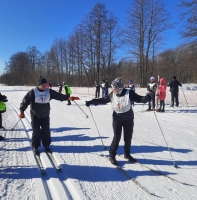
[[9, 102, 75, 200], [50, 103, 154, 199], [1, 90, 197, 200]]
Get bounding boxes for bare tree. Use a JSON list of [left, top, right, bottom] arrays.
[[180, 0, 197, 45], [123, 0, 171, 86]]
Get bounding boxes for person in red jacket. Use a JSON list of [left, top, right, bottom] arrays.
[[158, 78, 167, 112]]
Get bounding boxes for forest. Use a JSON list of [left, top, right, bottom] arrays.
[[0, 0, 197, 87]]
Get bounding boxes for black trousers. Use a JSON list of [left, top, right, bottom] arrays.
[[95, 89, 100, 98], [160, 100, 165, 110], [171, 91, 179, 106], [148, 93, 155, 109], [31, 114, 51, 147], [109, 118, 134, 157], [67, 94, 71, 105]]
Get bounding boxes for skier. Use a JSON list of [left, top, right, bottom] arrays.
[[157, 78, 167, 112], [57, 81, 62, 93], [0, 93, 8, 141], [19, 76, 72, 155], [128, 80, 135, 107], [63, 82, 72, 105], [147, 77, 157, 111], [94, 80, 101, 98], [105, 79, 109, 96], [85, 77, 151, 166], [101, 80, 106, 98], [168, 76, 182, 107]]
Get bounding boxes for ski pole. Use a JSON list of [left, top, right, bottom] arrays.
[[11, 118, 21, 131], [73, 100, 89, 118], [181, 87, 188, 107], [152, 111, 178, 168], [88, 107, 107, 149]]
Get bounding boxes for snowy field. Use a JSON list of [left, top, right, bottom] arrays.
[[0, 85, 197, 200]]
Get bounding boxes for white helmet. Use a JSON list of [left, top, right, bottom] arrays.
[[150, 77, 155, 81]]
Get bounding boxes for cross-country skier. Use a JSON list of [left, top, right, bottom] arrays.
[[168, 76, 182, 107], [63, 82, 72, 105], [19, 76, 72, 155], [0, 93, 8, 141], [85, 77, 151, 166], [147, 77, 157, 111], [94, 80, 101, 98]]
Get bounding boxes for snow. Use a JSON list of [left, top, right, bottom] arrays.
[[0, 85, 197, 200]]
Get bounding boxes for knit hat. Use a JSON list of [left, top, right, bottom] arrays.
[[111, 78, 124, 89], [173, 76, 176, 79], [129, 80, 133, 83], [37, 76, 47, 86]]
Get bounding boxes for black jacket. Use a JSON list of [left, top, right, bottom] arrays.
[[90, 88, 149, 121], [20, 88, 70, 118], [169, 79, 182, 92]]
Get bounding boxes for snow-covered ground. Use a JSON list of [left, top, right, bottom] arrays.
[[0, 85, 197, 200]]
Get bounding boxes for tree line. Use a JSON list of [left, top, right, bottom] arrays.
[[0, 0, 197, 87]]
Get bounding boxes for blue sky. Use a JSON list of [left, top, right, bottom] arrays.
[[0, 0, 183, 75]]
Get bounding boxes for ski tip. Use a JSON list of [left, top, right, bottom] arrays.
[[56, 167, 61, 171], [174, 164, 179, 168], [41, 170, 46, 175]]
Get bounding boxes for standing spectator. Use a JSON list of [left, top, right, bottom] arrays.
[[63, 82, 72, 105], [168, 76, 182, 107], [85, 78, 151, 166], [105, 79, 109, 96], [95, 80, 101, 98], [128, 80, 135, 107], [158, 78, 167, 112], [19, 76, 71, 155], [147, 77, 157, 111], [101, 80, 106, 98], [0, 93, 8, 141], [57, 81, 62, 93]]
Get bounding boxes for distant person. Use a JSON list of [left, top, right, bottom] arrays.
[[85, 78, 151, 166], [94, 80, 101, 98], [157, 78, 167, 112], [128, 80, 135, 107], [101, 80, 106, 98], [0, 93, 8, 141], [63, 82, 72, 105], [105, 79, 109, 96], [19, 76, 71, 155], [57, 81, 62, 93], [147, 77, 157, 111], [168, 76, 182, 107]]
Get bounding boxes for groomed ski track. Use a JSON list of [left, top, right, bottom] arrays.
[[1, 87, 197, 200]]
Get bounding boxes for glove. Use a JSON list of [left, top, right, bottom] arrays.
[[69, 97, 75, 101], [19, 111, 25, 118], [85, 100, 93, 107], [69, 96, 80, 101]]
